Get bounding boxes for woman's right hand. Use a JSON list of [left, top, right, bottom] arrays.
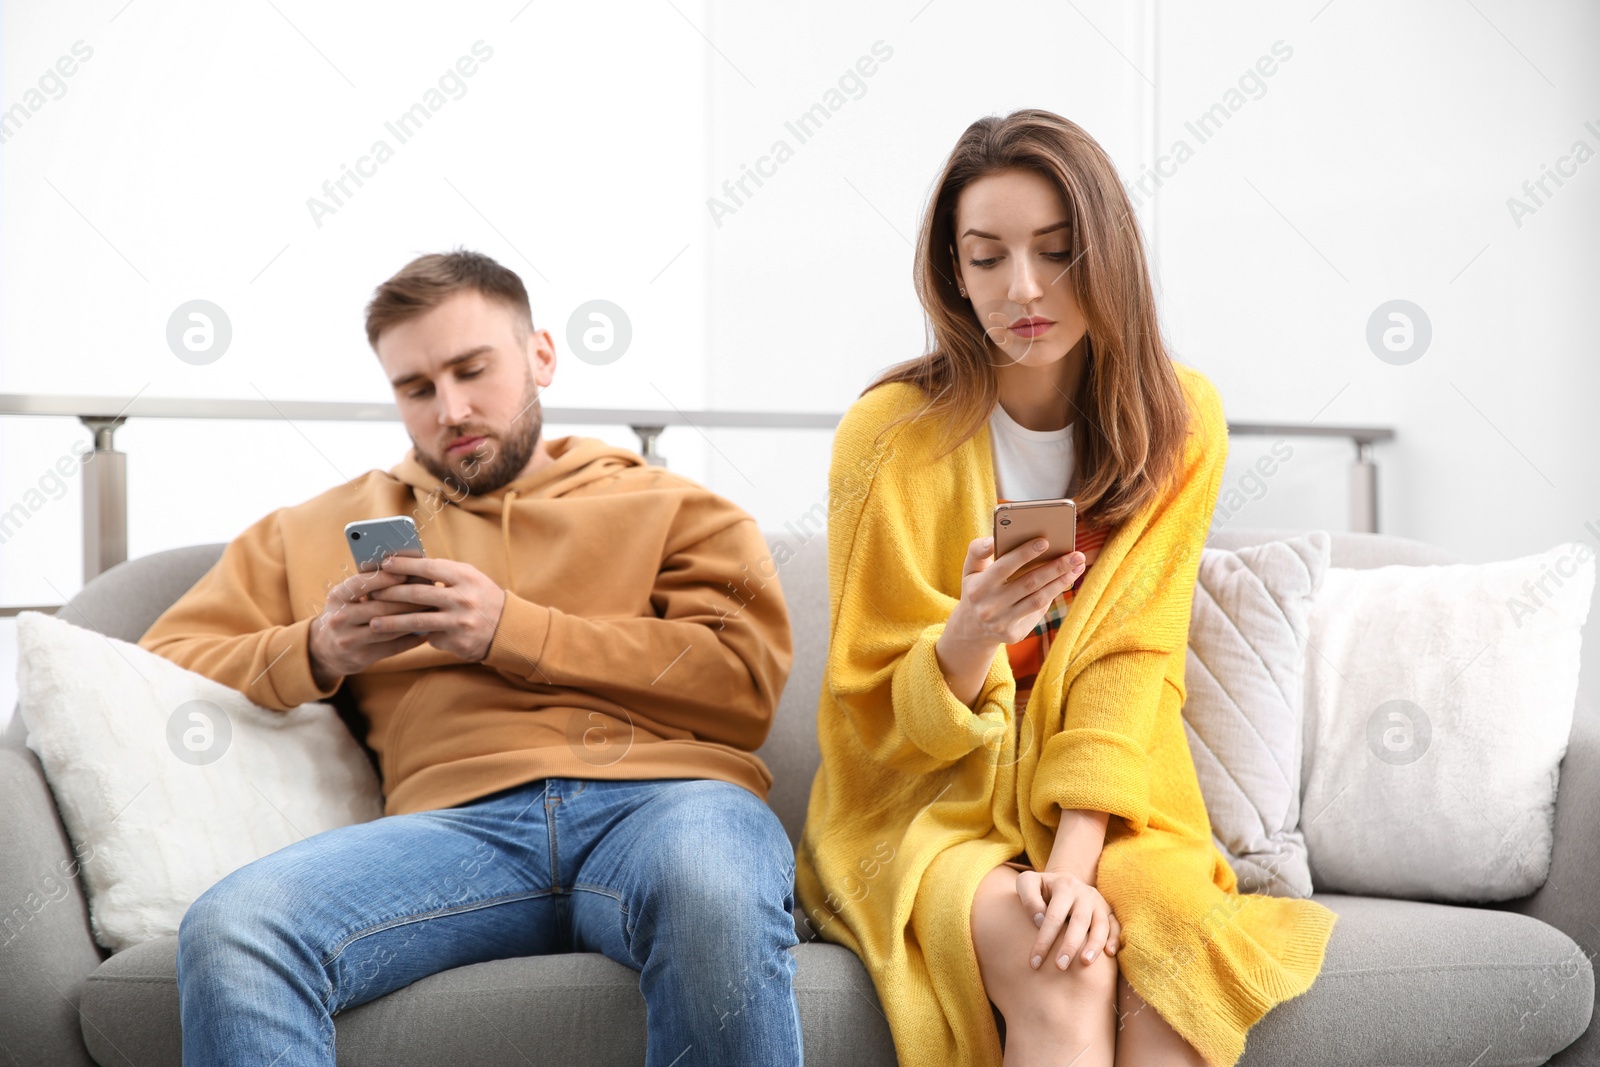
[[948, 536, 1085, 648], [933, 537, 1085, 707]]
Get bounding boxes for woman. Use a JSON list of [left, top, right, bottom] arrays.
[[795, 109, 1337, 1067]]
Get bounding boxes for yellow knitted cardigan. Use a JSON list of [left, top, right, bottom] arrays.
[[795, 362, 1337, 1067]]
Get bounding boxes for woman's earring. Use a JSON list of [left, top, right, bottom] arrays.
[[958, 286, 968, 297]]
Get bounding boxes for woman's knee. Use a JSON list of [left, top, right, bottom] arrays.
[[971, 866, 1119, 1018]]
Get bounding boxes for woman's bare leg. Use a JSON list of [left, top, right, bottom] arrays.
[[1112, 971, 1209, 1067], [970, 865, 1117, 1067]]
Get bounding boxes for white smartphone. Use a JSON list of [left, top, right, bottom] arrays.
[[345, 516, 432, 581], [344, 516, 437, 634]]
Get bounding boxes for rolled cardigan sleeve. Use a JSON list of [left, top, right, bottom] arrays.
[[1031, 649, 1171, 833], [889, 621, 1015, 764]]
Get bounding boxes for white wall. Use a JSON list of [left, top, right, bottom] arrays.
[[1154, 1, 1600, 562], [4, 0, 1598, 723], [1150, 0, 1600, 700]]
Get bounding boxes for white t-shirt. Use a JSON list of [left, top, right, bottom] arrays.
[[988, 400, 1076, 501]]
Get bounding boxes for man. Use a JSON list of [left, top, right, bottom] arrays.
[[138, 249, 803, 1066]]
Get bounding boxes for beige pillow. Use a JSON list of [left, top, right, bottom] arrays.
[[1181, 531, 1330, 897]]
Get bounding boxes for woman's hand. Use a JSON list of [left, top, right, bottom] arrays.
[[949, 536, 1085, 648], [934, 537, 1085, 707], [1014, 867, 1122, 971]]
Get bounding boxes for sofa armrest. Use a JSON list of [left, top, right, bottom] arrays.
[[1504, 695, 1600, 1063], [0, 738, 105, 1066]]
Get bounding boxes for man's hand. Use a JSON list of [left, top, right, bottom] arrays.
[[308, 567, 435, 688], [366, 554, 509, 663]]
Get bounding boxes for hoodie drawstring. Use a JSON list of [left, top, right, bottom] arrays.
[[428, 487, 456, 560], [419, 485, 519, 592], [501, 489, 518, 592]]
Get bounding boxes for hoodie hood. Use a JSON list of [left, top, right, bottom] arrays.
[[388, 434, 646, 591]]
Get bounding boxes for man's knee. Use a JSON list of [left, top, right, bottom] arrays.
[[648, 781, 792, 880], [179, 853, 314, 961]]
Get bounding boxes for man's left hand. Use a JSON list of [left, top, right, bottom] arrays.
[[367, 555, 508, 663]]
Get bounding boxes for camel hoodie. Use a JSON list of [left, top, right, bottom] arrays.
[[137, 436, 793, 816]]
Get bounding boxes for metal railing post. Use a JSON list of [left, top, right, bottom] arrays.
[[79, 416, 128, 581], [1350, 439, 1378, 535], [630, 425, 666, 466]]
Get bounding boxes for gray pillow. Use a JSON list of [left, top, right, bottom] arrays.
[[1180, 530, 1330, 897]]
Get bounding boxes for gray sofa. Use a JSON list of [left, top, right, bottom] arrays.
[[2, 525, 1595, 1065]]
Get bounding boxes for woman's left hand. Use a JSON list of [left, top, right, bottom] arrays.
[[1014, 867, 1122, 970]]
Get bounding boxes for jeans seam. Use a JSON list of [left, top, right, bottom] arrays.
[[318, 887, 556, 967], [570, 882, 623, 906], [546, 795, 561, 891]]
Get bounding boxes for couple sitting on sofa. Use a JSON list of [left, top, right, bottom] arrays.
[[138, 108, 1337, 1067]]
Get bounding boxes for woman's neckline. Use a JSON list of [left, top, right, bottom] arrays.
[[991, 400, 1073, 441]]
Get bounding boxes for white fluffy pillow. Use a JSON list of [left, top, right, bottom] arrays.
[[1300, 542, 1595, 902], [16, 611, 384, 952], [1182, 531, 1328, 898]]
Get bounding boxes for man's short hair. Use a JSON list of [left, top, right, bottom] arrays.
[[365, 248, 533, 349]]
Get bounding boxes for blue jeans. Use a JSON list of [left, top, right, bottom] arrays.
[[176, 777, 803, 1066]]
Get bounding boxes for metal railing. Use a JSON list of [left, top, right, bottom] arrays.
[[0, 393, 1394, 616]]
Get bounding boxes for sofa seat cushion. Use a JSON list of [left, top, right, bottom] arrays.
[[80, 893, 1593, 1066], [1237, 894, 1594, 1065], [79, 938, 897, 1067]]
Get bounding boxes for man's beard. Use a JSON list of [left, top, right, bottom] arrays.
[[412, 370, 542, 497]]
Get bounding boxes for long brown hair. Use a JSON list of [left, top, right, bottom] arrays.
[[864, 108, 1191, 527]]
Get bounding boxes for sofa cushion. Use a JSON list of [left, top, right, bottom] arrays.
[[1302, 543, 1595, 902], [81, 939, 897, 1067], [1181, 530, 1329, 897], [78, 893, 1591, 1067], [16, 610, 385, 952], [1237, 894, 1594, 1066]]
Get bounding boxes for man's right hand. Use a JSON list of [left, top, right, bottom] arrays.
[[308, 567, 433, 689]]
